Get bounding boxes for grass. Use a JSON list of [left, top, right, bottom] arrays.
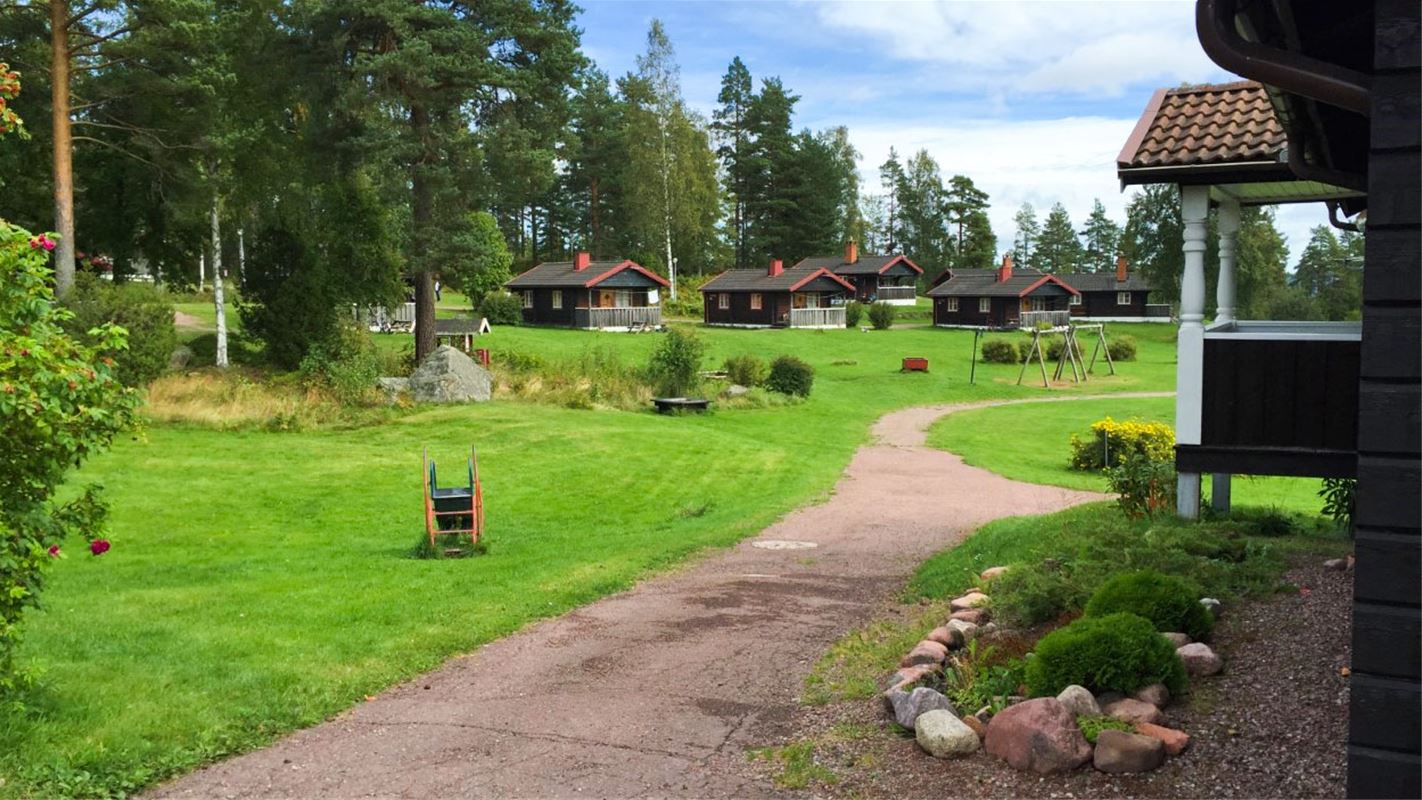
[[925, 395, 1327, 515], [2, 321, 1181, 797]]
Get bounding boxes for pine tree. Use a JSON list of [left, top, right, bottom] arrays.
[[1035, 202, 1084, 272], [1235, 206, 1289, 318], [565, 68, 626, 259], [743, 76, 799, 264], [943, 175, 993, 269], [1079, 199, 1121, 273], [713, 56, 754, 267], [896, 149, 947, 268], [878, 148, 904, 250]]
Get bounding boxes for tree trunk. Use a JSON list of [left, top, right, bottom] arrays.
[[237, 225, 245, 281], [50, 0, 75, 296], [410, 102, 437, 360], [211, 196, 228, 368]]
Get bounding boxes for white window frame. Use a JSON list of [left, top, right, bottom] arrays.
[[978, 297, 990, 313], [1117, 291, 1132, 306], [750, 292, 762, 311], [946, 297, 959, 312], [522, 290, 533, 309], [551, 289, 563, 309], [1070, 293, 1082, 306], [718, 293, 730, 310]]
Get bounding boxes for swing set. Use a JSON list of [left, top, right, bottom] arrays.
[[422, 446, 485, 551], [1015, 322, 1116, 388]]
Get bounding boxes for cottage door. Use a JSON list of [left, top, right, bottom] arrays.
[[598, 289, 615, 308]]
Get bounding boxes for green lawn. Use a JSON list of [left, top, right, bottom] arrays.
[[924, 395, 1327, 515], [4, 321, 1179, 796]]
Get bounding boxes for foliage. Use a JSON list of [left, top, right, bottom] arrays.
[[1085, 569, 1214, 640], [1, 220, 140, 702], [1025, 612, 1188, 697], [723, 354, 767, 387], [440, 211, 513, 305], [844, 300, 865, 328], [0, 62, 24, 138], [766, 355, 814, 397], [989, 561, 1088, 627], [493, 346, 652, 411], [1079, 199, 1121, 273], [980, 338, 1019, 364], [867, 301, 895, 330], [941, 640, 1029, 715], [1319, 478, 1356, 536], [478, 292, 524, 326], [62, 273, 178, 386], [1034, 202, 1085, 272], [298, 323, 383, 406], [1106, 334, 1137, 361], [1077, 714, 1133, 744], [1069, 416, 1175, 471], [1107, 453, 1178, 520], [647, 327, 705, 397]]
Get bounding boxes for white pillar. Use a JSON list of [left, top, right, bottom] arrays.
[[1216, 197, 1240, 324], [1176, 185, 1210, 520]]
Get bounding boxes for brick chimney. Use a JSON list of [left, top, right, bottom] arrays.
[[844, 240, 858, 264], [997, 253, 1013, 283], [573, 251, 591, 271], [1116, 255, 1128, 283], [768, 259, 784, 277]]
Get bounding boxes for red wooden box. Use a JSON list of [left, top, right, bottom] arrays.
[[902, 357, 929, 372]]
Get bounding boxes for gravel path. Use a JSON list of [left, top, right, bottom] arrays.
[[151, 394, 1170, 799], [761, 557, 1352, 799]]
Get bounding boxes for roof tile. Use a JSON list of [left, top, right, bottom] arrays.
[[1120, 81, 1286, 169]]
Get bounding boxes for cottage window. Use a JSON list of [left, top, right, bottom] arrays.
[[522, 291, 533, 309], [1117, 291, 1132, 305], [978, 297, 990, 313], [1028, 296, 1047, 312], [750, 293, 762, 310], [551, 290, 563, 309], [1070, 294, 1082, 306], [718, 293, 730, 310], [946, 297, 958, 312]]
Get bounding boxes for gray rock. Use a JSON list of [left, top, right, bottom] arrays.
[[377, 377, 410, 405], [900, 640, 949, 667], [723, 384, 749, 398], [409, 346, 493, 404], [892, 687, 955, 729], [915, 709, 979, 757], [1177, 642, 1224, 676], [1056, 684, 1101, 717], [1161, 632, 1191, 648], [168, 345, 194, 370], [1093, 729, 1166, 773], [950, 591, 990, 612], [1102, 696, 1164, 726], [1132, 683, 1171, 708], [946, 618, 979, 644], [1323, 558, 1348, 571], [1200, 597, 1222, 618], [926, 626, 961, 648]]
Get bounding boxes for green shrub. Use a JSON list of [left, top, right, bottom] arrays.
[[845, 301, 865, 327], [1107, 453, 1178, 520], [990, 562, 1088, 627], [1025, 612, 1187, 697], [61, 274, 177, 386], [867, 301, 895, 330], [647, 328, 705, 397], [1319, 478, 1356, 536], [478, 292, 523, 326], [1085, 569, 1213, 640], [1107, 335, 1137, 361], [1077, 715, 1133, 744], [299, 323, 383, 405], [766, 355, 814, 397], [1070, 417, 1175, 472], [980, 339, 1019, 364], [942, 641, 1029, 715], [723, 354, 767, 387], [492, 349, 545, 372], [1019, 332, 1072, 363]]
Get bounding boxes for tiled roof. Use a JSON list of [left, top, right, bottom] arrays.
[[505, 259, 668, 289], [794, 253, 923, 276], [1118, 81, 1286, 169], [1055, 273, 1153, 292], [927, 271, 1074, 298], [701, 266, 854, 293]]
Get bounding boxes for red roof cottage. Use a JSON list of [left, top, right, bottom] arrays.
[[926, 254, 1079, 327], [700, 260, 854, 328], [793, 241, 923, 306], [505, 252, 669, 330]]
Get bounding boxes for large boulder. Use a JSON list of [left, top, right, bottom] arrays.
[[915, 709, 980, 757], [984, 697, 1092, 774], [892, 687, 955, 729], [409, 345, 493, 404], [1093, 729, 1165, 773]]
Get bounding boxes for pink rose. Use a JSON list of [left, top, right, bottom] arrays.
[[90, 539, 110, 556], [48, 545, 60, 557]]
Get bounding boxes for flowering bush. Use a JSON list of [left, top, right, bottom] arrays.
[[1, 219, 140, 702], [0, 63, 24, 139], [1069, 416, 1175, 472]]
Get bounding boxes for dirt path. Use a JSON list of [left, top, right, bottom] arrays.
[[154, 393, 1171, 799]]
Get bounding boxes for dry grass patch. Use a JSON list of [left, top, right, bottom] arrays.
[[143, 369, 394, 430]]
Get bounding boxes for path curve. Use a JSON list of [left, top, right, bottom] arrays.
[[154, 392, 1171, 799]]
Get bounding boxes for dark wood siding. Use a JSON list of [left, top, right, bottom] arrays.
[[1351, 2, 1422, 796], [1071, 289, 1149, 317], [702, 290, 782, 326], [518, 287, 579, 327], [933, 296, 1024, 327]]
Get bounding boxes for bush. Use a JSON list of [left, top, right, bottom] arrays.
[[989, 562, 1088, 628], [1077, 715, 1133, 744], [723, 354, 767, 387], [62, 273, 177, 386], [1319, 478, 1356, 536], [647, 328, 705, 397], [867, 301, 895, 330], [1106, 334, 1137, 361], [942, 641, 1029, 715], [1025, 612, 1188, 697], [1107, 453, 1178, 520], [299, 323, 383, 405], [980, 338, 1019, 364], [845, 301, 865, 328], [1085, 569, 1214, 640], [1069, 416, 1175, 472], [478, 292, 523, 326], [766, 355, 814, 397]]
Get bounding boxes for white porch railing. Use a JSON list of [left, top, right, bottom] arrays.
[[577, 306, 662, 329], [877, 286, 917, 301], [789, 307, 846, 328]]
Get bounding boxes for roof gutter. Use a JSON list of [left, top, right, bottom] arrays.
[[1196, 0, 1371, 117]]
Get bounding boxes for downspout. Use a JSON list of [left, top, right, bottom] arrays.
[[1327, 200, 1362, 233]]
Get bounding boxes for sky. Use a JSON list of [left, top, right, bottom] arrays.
[[577, 0, 1326, 263]]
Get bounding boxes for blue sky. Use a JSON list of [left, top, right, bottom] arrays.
[[577, 0, 1323, 260]]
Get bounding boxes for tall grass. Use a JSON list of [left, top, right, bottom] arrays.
[[143, 369, 395, 430]]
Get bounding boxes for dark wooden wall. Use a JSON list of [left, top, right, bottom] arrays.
[[1349, 1, 1421, 796], [518, 288, 578, 326], [1201, 338, 1360, 451], [1072, 290, 1150, 317], [702, 290, 781, 326]]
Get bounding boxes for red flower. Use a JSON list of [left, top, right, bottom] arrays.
[[48, 545, 60, 557], [90, 539, 111, 556]]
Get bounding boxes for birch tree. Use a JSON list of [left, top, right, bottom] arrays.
[[635, 19, 680, 298]]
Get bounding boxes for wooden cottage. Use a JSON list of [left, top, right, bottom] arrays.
[[700, 260, 854, 328], [1134, 2, 1420, 792], [504, 252, 668, 330], [1057, 257, 1168, 321], [793, 242, 923, 305], [926, 254, 1079, 327]]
